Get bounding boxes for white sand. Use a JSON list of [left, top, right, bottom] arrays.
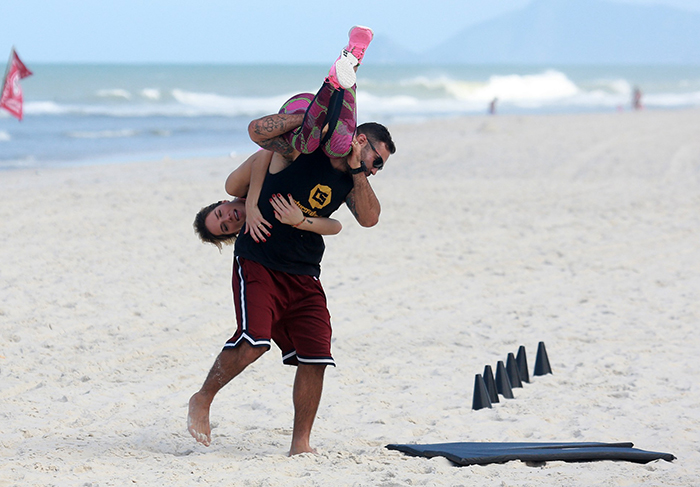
[[2, 109, 700, 486]]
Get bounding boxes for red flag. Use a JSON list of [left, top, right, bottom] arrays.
[[1, 48, 33, 120]]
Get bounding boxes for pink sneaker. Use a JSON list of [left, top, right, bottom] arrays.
[[326, 25, 374, 90], [345, 25, 373, 65]]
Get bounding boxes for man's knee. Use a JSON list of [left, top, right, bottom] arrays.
[[298, 363, 327, 377], [234, 341, 268, 363]]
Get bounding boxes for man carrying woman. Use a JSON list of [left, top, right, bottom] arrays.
[[188, 26, 395, 455]]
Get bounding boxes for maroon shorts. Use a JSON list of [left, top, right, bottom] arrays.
[[224, 256, 335, 366]]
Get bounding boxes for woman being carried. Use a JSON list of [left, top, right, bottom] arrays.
[[193, 25, 376, 248]]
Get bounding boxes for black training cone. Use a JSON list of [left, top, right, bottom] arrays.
[[472, 374, 493, 410], [516, 345, 530, 383], [534, 341, 552, 376], [483, 365, 499, 403], [506, 353, 523, 388], [495, 361, 514, 399]]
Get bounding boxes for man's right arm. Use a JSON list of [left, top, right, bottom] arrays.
[[344, 137, 381, 227], [248, 113, 303, 160]]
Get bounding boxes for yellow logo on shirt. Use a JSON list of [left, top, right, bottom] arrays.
[[308, 184, 332, 210]]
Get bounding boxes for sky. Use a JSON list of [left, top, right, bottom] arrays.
[[2, 0, 700, 64]]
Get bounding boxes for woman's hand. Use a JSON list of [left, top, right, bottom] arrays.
[[270, 193, 305, 227], [244, 198, 272, 243]]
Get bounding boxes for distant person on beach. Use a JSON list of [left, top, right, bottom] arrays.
[[489, 97, 498, 115], [188, 26, 396, 456], [633, 86, 643, 110]]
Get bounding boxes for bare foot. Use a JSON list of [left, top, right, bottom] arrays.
[[187, 392, 212, 446], [289, 443, 318, 456]]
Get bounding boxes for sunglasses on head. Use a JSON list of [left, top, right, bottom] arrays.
[[365, 138, 384, 171]]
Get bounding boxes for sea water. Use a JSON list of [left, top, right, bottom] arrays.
[[1, 63, 699, 170]]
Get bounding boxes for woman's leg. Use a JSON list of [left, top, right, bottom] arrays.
[[321, 84, 356, 158], [281, 82, 356, 158], [276, 26, 371, 158]]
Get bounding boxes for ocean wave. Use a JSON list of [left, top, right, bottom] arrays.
[[471, 70, 580, 101], [592, 78, 634, 95], [383, 70, 581, 102], [24, 101, 71, 115], [66, 129, 139, 139], [65, 129, 172, 139], [17, 75, 700, 120], [23, 90, 295, 117], [171, 89, 290, 115], [97, 89, 132, 99], [99, 88, 162, 100], [396, 75, 483, 93], [402, 70, 580, 103], [141, 88, 161, 100], [357, 92, 470, 116]]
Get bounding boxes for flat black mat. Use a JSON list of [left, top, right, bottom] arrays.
[[386, 441, 675, 466]]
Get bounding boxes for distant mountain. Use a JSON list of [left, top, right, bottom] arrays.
[[370, 0, 700, 64], [363, 34, 416, 64]]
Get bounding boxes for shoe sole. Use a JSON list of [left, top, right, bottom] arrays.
[[334, 54, 357, 89]]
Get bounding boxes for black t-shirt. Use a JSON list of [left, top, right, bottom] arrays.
[[234, 149, 354, 277]]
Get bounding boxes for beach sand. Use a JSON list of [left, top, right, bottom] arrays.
[[2, 109, 700, 486]]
